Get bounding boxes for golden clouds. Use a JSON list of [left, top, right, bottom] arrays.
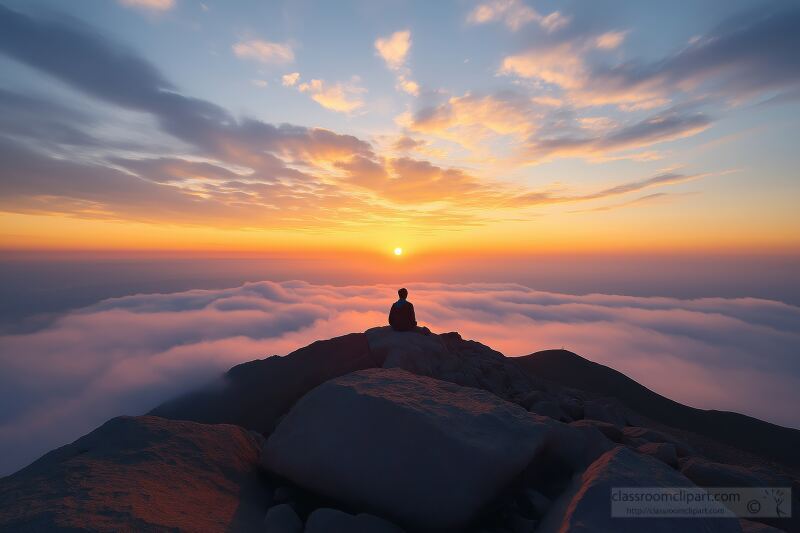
[[298, 78, 366, 113], [375, 30, 419, 96], [375, 30, 411, 69]]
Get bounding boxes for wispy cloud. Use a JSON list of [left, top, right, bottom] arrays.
[[467, 0, 569, 32], [119, 0, 174, 12], [500, 5, 800, 110], [0, 5, 727, 231], [232, 38, 294, 64]]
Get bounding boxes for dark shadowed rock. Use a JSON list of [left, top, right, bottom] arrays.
[[263, 503, 303, 533], [739, 518, 786, 532], [530, 399, 571, 421], [304, 508, 405, 533], [262, 368, 552, 530], [150, 332, 380, 435], [624, 426, 694, 456], [367, 326, 545, 403], [570, 419, 624, 442], [637, 442, 679, 468], [0, 416, 268, 532], [514, 349, 800, 468], [538, 446, 742, 533], [583, 398, 628, 426], [681, 457, 793, 488]]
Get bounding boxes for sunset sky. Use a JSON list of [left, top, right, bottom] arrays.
[[0, 0, 798, 256]]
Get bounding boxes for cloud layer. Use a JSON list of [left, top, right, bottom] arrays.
[[1, 281, 798, 476]]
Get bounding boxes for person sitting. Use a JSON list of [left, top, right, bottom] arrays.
[[388, 288, 428, 334]]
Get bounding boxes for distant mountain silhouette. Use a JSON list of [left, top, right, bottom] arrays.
[[2, 328, 797, 531], [513, 349, 800, 469]]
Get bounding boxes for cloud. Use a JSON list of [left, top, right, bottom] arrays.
[[251, 79, 268, 88], [594, 31, 626, 50], [404, 92, 538, 151], [375, 30, 419, 96], [500, 4, 800, 109], [281, 72, 300, 87], [523, 109, 712, 163], [375, 30, 411, 69], [298, 78, 366, 113], [1, 281, 797, 476], [119, 0, 174, 12], [232, 39, 294, 64], [0, 6, 719, 230], [404, 89, 708, 163], [467, 0, 568, 32]]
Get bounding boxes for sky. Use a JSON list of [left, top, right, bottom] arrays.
[[0, 0, 798, 256], [1, 1, 799, 476]]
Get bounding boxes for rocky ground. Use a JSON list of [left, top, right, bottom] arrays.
[[0, 327, 797, 532]]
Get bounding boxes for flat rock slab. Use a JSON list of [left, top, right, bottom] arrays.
[[262, 368, 551, 530], [0, 416, 268, 532]]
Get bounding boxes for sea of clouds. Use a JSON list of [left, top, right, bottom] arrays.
[[1, 280, 799, 476]]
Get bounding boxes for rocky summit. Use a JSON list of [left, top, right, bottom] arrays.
[[1, 326, 798, 532]]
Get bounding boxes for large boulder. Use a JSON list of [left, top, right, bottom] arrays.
[[263, 503, 303, 533], [0, 416, 269, 532], [262, 368, 552, 530], [538, 446, 742, 533]]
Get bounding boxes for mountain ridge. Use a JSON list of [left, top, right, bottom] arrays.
[[1, 327, 797, 532]]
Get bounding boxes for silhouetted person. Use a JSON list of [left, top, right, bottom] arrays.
[[389, 288, 429, 334]]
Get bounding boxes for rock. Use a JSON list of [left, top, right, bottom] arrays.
[[264, 504, 302, 533], [508, 513, 537, 533], [530, 399, 570, 422], [0, 416, 269, 532], [637, 442, 679, 468], [305, 508, 405, 533], [738, 518, 785, 532], [541, 418, 615, 471], [518, 390, 545, 410], [366, 326, 544, 402], [681, 457, 792, 488], [583, 398, 627, 426], [538, 447, 742, 533], [569, 419, 623, 442], [522, 488, 552, 518], [559, 396, 584, 420], [150, 332, 380, 435], [273, 486, 295, 504], [262, 368, 552, 530], [623, 426, 695, 456], [367, 325, 453, 377]]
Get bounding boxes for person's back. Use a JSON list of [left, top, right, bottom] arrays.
[[389, 288, 417, 332]]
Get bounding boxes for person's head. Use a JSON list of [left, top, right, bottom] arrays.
[[398, 287, 408, 300]]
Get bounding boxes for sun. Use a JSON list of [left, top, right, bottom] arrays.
[[393, 247, 403, 256]]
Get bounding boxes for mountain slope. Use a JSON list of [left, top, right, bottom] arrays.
[[513, 349, 800, 468], [150, 332, 381, 434]]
